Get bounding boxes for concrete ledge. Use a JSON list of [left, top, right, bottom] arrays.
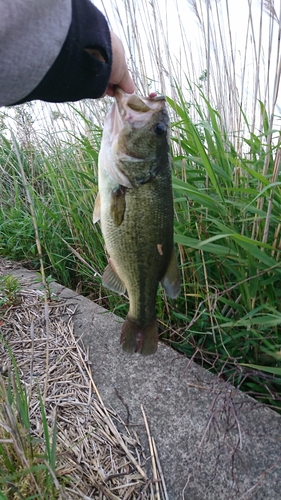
[[2, 261, 281, 499]]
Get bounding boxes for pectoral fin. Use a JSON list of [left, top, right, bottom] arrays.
[[110, 187, 126, 226], [102, 259, 126, 295], [93, 192, 101, 223], [161, 248, 181, 299]]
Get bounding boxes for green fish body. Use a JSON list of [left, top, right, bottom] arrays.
[[93, 90, 180, 355]]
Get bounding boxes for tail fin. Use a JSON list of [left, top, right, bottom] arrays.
[[120, 318, 158, 355]]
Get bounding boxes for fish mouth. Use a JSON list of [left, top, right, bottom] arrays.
[[103, 89, 165, 154], [115, 87, 166, 103], [114, 88, 166, 125], [100, 89, 168, 189]]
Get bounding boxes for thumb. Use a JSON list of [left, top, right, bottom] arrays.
[[117, 70, 135, 94]]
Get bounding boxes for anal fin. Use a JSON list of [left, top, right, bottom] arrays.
[[102, 259, 126, 295], [161, 248, 181, 299]]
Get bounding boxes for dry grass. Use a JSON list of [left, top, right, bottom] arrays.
[[0, 261, 167, 499]]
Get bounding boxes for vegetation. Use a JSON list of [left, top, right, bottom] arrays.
[[0, 275, 162, 499], [0, 331, 59, 499], [1, 0, 281, 418]]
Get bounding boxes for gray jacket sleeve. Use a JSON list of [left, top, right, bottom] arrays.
[[0, 0, 71, 106], [0, 0, 112, 106]]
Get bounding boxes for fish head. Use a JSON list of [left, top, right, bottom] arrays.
[[99, 89, 170, 188]]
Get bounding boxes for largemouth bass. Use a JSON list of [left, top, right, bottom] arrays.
[[93, 89, 180, 355]]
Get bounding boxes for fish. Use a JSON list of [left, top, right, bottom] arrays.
[[93, 89, 180, 355]]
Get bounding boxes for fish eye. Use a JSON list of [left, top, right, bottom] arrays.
[[154, 122, 165, 135]]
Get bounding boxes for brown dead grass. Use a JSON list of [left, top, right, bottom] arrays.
[[0, 259, 167, 499]]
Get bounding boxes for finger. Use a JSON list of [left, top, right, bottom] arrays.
[[117, 71, 135, 94], [105, 74, 135, 97]]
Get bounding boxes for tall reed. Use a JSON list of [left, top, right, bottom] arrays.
[[1, 0, 281, 410]]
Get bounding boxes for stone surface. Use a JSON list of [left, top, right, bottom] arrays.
[[1, 260, 281, 499]]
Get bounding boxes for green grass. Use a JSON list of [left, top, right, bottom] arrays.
[[1, 0, 281, 415], [1, 88, 281, 413], [0, 276, 59, 498], [1, 1, 281, 496], [0, 354, 60, 499], [166, 87, 281, 410]]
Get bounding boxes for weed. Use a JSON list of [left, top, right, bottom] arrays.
[[0, 0, 281, 412], [0, 358, 60, 499], [0, 276, 20, 308]]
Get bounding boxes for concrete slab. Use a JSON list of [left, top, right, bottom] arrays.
[[1, 260, 281, 499]]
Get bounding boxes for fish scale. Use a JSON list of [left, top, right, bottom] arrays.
[[108, 179, 172, 320]]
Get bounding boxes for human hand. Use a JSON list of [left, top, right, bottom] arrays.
[[105, 31, 135, 97], [85, 31, 135, 97]]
